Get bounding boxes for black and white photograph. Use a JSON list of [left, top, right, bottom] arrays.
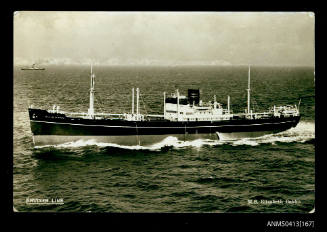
[[13, 11, 315, 214]]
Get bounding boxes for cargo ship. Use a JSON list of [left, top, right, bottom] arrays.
[[28, 65, 300, 146], [21, 63, 45, 70]]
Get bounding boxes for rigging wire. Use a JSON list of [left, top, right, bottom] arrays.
[[140, 94, 149, 115]]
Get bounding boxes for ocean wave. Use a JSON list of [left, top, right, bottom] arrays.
[[35, 139, 146, 150], [249, 121, 315, 145], [33, 121, 314, 150]]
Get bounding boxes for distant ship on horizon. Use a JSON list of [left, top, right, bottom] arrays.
[[21, 63, 45, 70]]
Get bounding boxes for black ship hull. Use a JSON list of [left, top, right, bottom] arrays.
[[29, 109, 300, 146]]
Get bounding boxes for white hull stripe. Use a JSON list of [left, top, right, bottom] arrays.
[[30, 120, 295, 129]]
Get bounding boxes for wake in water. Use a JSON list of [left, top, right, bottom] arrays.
[[34, 121, 314, 151]]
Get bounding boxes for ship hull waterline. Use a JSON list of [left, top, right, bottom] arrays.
[[32, 134, 219, 146]]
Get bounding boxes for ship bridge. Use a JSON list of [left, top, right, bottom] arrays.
[[163, 89, 233, 122]]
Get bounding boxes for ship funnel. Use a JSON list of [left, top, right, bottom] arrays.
[[188, 89, 200, 105]]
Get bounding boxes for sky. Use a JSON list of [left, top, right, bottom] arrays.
[[14, 11, 315, 66]]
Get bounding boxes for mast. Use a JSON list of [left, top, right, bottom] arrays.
[[214, 95, 217, 109], [247, 65, 251, 114], [163, 91, 166, 118], [136, 87, 139, 119], [227, 95, 230, 114], [176, 89, 180, 121], [88, 64, 95, 118], [132, 88, 135, 114]]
